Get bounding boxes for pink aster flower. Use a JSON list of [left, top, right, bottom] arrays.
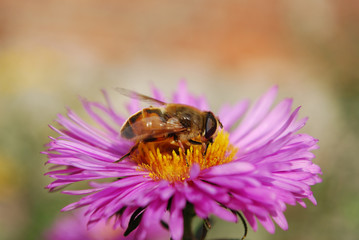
[[44, 81, 321, 240]]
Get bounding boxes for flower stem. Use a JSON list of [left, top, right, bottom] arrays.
[[182, 203, 196, 240]]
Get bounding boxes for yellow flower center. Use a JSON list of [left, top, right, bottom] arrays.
[[130, 131, 237, 182]]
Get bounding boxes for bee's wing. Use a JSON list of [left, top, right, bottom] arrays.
[[121, 115, 186, 142], [116, 88, 166, 106]]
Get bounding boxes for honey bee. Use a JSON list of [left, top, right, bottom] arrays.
[[117, 88, 223, 161]]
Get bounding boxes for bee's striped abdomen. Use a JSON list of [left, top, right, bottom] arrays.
[[120, 108, 166, 140]]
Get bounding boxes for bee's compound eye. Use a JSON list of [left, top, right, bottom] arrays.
[[204, 112, 217, 139]]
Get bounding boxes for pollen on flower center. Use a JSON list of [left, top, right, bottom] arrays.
[[130, 131, 237, 182]]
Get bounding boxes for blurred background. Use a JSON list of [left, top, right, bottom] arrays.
[[0, 0, 358, 239]]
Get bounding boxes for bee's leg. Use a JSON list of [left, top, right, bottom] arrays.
[[203, 142, 208, 156], [116, 152, 130, 162], [188, 139, 202, 145], [178, 140, 190, 166], [172, 136, 189, 166], [188, 139, 208, 157], [115, 143, 139, 163], [202, 138, 213, 156]]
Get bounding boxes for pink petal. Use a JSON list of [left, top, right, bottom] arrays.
[[203, 161, 255, 176], [230, 86, 278, 144]]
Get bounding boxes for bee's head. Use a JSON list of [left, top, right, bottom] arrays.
[[203, 111, 223, 141]]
